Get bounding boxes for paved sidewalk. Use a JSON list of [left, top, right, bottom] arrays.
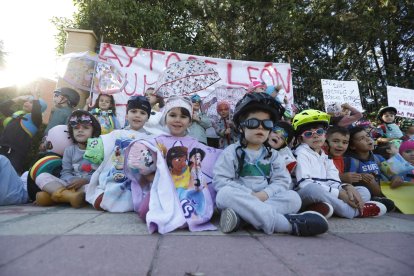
[[0, 204, 413, 276]]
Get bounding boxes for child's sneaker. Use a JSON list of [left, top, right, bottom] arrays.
[[359, 201, 387, 218], [371, 196, 395, 212], [220, 208, 241, 233], [305, 202, 334, 219], [284, 211, 329, 236]]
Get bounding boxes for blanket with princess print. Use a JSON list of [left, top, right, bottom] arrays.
[[125, 135, 222, 233]]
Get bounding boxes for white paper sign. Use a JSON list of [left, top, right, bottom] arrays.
[[387, 86, 414, 119], [321, 79, 362, 111]]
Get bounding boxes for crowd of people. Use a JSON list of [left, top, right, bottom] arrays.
[[0, 81, 413, 236]]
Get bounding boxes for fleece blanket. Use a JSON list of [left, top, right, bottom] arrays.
[[126, 135, 222, 233], [85, 129, 151, 212]]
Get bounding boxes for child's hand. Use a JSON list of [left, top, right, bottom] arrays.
[[252, 191, 269, 202], [361, 174, 376, 185], [225, 128, 232, 135], [340, 172, 362, 184], [67, 179, 88, 190], [390, 176, 404, 189], [342, 185, 364, 213]]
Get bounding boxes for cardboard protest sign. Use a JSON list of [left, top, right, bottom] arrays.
[[387, 86, 414, 119], [321, 79, 362, 112], [98, 43, 293, 125]]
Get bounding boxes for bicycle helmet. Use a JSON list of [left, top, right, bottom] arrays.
[[377, 106, 397, 122], [233, 92, 284, 128], [399, 118, 414, 132], [292, 109, 330, 135], [56, 87, 80, 107]]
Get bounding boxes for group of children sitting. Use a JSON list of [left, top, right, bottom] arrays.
[[0, 85, 413, 237]]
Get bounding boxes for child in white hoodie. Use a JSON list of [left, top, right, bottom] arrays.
[[292, 109, 386, 219]]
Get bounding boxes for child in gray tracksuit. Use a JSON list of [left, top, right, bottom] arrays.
[[213, 93, 329, 236]]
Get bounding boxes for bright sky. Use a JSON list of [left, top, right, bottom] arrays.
[[0, 0, 77, 85]]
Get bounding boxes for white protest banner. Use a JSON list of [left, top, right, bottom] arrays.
[[387, 86, 414, 119], [98, 43, 293, 123], [321, 79, 362, 112]]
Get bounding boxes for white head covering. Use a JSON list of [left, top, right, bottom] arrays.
[[160, 96, 193, 125]]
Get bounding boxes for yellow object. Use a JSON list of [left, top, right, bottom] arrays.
[[380, 181, 414, 214]]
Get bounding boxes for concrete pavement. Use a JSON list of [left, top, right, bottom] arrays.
[[0, 204, 413, 276]]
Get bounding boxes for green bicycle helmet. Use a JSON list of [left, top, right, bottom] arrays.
[[292, 109, 330, 135]]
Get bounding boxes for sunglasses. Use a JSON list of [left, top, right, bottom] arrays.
[[53, 91, 61, 97], [69, 115, 93, 128], [240, 118, 274, 130], [301, 128, 326, 138]]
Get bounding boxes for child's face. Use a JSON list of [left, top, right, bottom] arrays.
[[301, 127, 326, 152], [387, 144, 399, 157], [53, 92, 66, 106], [382, 112, 395, 123], [166, 107, 191, 137], [401, 149, 414, 165], [22, 101, 33, 113], [268, 131, 286, 150], [217, 106, 229, 118], [192, 102, 201, 111], [406, 126, 414, 136], [327, 132, 349, 157], [72, 124, 93, 143], [127, 108, 148, 130], [253, 87, 265, 93], [145, 93, 157, 106], [98, 95, 112, 111], [350, 130, 374, 152], [242, 111, 272, 149]]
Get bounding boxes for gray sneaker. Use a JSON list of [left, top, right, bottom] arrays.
[[220, 208, 241, 233], [284, 211, 329, 236]]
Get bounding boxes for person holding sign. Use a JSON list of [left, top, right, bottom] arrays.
[[326, 102, 362, 128]]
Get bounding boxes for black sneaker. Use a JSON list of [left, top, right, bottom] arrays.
[[284, 211, 329, 236], [220, 208, 241, 233], [371, 196, 395, 212]]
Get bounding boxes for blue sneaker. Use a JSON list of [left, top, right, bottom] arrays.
[[285, 211, 329, 236]]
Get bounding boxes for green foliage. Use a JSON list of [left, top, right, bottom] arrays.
[[52, 0, 414, 112]]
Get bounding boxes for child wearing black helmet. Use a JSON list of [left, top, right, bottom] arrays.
[[213, 93, 329, 236], [34, 110, 101, 208], [44, 87, 80, 134], [376, 106, 403, 143]]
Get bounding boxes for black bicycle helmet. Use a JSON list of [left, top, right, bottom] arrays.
[[56, 87, 80, 108], [377, 106, 397, 122], [67, 110, 101, 142], [233, 92, 285, 128]]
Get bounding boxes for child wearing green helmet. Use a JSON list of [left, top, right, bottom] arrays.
[[292, 109, 387, 219], [213, 93, 329, 236]]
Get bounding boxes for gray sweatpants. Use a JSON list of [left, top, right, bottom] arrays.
[[216, 186, 301, 234], [297, 183, 371, 219]]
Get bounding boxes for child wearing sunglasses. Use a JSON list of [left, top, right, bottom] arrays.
[[34, 110, 101, 208], [293, 110, 387, 219], [267, 121, 297, 174], [84, 95, 153, 212], [213, 93, 329, 236], [344, 126, 400, 212]]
